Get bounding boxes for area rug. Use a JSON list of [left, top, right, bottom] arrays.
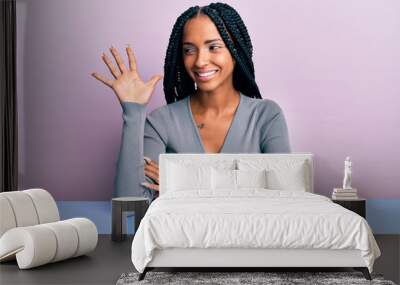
[[116, 271, 397, 285]]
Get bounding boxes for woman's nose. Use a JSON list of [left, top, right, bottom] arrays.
[[194, 48, 210, 67]]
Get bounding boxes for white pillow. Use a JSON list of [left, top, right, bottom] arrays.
[[166, 162, 212, 191], [266, 167, 306, 191], [236, 169, 268, 188], [211, 168, 236, 190], [211, 168, 268, 190], [237, 159, 308, 191]]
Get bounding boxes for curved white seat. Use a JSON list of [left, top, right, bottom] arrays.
[[1, 191, 40, 227], [0, 196, 17, 237], [0, 218, 97, 269], [0, 189, 98, 269], [24, 188, 60, 223]]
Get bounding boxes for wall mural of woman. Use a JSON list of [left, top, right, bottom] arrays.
[[92, 3, 291, 202]]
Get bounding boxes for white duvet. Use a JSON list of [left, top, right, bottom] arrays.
[[131, 189, 381, 273]]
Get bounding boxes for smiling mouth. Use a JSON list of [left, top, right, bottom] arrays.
[[194, 70, 218, 82]]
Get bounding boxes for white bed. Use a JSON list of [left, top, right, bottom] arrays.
[[131, 153, 381, 281]]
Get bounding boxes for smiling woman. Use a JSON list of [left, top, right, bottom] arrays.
[[182, 16, 236, 93], [91, 3, 291, 201]]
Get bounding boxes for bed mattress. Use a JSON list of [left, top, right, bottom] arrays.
[[131, 189, 381, 273]]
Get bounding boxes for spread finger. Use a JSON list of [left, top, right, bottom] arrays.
[[110, 46, 127, 74], [91, 72, 113, 87], [126, 45, 138, 74], [102, 53, 120, 79]]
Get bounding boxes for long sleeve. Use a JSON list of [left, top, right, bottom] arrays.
[[260, 101, 291, 153], [113, 102, 167, 202]]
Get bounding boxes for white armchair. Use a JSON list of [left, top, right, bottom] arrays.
[[0, 188, 98, 269]]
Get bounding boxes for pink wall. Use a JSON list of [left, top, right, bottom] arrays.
[[17, 0, 400, 200]]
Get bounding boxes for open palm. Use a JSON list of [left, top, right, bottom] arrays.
[[91, 45, 162, 105]]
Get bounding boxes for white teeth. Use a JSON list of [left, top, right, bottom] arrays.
[[197, 70, 217, 77]]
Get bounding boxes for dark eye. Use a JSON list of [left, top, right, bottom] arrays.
[[210, 45, 221, 51], [183, 47, 195, 54]]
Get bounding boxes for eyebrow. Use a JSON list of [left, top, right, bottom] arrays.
[[182, 39, 223, 45]]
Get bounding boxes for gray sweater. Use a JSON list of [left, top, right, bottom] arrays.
[[114, 92, 291, 201]]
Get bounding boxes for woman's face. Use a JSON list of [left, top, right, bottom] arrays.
[[182, 15, 235, 93]]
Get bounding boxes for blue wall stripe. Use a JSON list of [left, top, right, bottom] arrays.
[[56, 199, 400, 234], [57, 201, 135, 235], [367, 200, 400, 234]]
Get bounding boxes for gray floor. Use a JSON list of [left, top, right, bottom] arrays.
[[0, 235, 399, 285]]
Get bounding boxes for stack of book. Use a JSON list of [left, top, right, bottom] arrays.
[[332, 188, 358, 200]]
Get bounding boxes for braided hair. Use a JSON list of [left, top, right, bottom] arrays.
[[163, 2, 262, 104]]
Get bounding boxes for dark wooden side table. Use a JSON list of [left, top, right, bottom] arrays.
[[332, 198, 366, 218], [112, 197, 149, 242]]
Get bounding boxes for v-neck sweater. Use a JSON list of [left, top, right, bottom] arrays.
[[114, 93, 291, 201]]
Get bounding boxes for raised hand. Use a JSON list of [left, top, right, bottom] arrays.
[[141, 156, 160, 192], [91, 45, 163, 105]]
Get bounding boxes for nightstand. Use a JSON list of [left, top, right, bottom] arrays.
[[332, 198, 366, 218], [111, 197, 149, 242]]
